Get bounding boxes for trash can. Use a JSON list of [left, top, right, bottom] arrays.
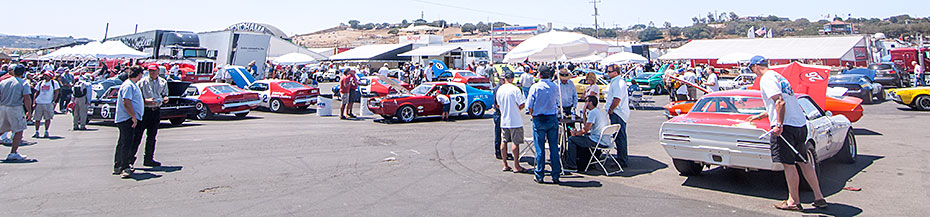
[[317, 94, 333, 117], [360, 97, 373, 116]]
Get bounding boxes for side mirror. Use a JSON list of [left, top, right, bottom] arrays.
[[825, 111, 833, 117]]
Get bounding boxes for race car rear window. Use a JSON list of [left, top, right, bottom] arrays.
[[457, 71, 478, 77], [209, 85, 242, 94], [411, 85, 434, 95], [691, 96, 765, 115], [278, 82, 306, 89]]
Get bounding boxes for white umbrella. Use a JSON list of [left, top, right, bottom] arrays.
[[503, 31, 610, 63], [600, 52, 648, 65], [98, 41, 148, 59], [716, 52, 755, 64], [271, 52, 318, 65], [569, 53, 605, 63]]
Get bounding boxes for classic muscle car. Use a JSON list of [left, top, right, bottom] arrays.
[[184, 83, 261, 119], [87, 78, 199, 126], [449, 70, 491, 90], [245, 79, 319, 112], [367, 82, 493, 123], [887, 86, 930, 111]]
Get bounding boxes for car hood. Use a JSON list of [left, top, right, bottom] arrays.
[[168, 81, 191, 97], [668, 112, 769, 130]]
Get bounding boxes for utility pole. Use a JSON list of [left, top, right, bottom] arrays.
[[591, 0, 601, 38], [134, 24, 138, 34], [103, 23, 109, 41]]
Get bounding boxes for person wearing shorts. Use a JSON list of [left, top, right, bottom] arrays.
[[32, 73, 59, 138], [495, 71, 527, 173], [436, 91, 451, 121], [0, 64, 34, 161]]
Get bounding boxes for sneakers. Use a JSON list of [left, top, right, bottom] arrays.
[[120, 168, 134, 178], [812, 199, 828, 208], [6, 153, 27, 161], [44, 131, 49, 138], [32, 132, 39, 138], [0, 137, 11, 144], [143, 160, 162, 167]]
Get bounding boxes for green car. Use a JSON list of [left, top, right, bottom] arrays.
[[629, 72, 667, 94]]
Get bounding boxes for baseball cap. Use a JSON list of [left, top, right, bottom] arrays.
[[500, 71, 514, 79], [147, 65, 159, 71], [748, 55, 768, 66], [12, 64, 26, 75]]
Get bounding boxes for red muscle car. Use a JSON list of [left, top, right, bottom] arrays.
[[449, 70, 491, 90], [185, 83, 261, 119], [246, 79, 319, 112]]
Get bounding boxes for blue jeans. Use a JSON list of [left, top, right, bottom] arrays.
[[565, 136, 598, 169], [609, 113, 629, 165], [522, 87, 530, 98], [493, 113, 502, 154], [532, 115, 561, 181], [918, 74, 926, 86]]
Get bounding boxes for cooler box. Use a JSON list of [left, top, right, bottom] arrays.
[[317, 94, 333, 117]]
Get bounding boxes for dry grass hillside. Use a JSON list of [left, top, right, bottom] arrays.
[[291, 26, 534, 49]]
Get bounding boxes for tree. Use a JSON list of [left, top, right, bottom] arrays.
[[476, 22, 490, 32], [493, 22, 509, 28], [668, 27, 683, 37], [638, 27, 663, 41], [362, 23, 375, 30], [707, 12, 717, 23], [683, 24, 714, 39], [461, 23, 477, 33], [729, 12, 739, 21], [664, 21, 673, 29], [348, 20, 361, 29], [431, 20, 447, 28], [388, 29, 399, 35], [630, 24, 646, 30]]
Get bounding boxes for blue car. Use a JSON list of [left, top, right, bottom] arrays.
[[830, 72, 884, 104]]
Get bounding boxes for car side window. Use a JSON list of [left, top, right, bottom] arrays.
[[185, 87, 199, 96], [797, 97, 824, 120], [249, 83, 268, 91], [449, 86, 465, 95]]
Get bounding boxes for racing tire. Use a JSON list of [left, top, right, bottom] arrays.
[[797, 143, 821, 191], [672, 159, 702, 176], [876, 87, 885, 101], [194, 103, 214, 120], [316, 77, 324, 83], [467, 102, 485, 119], [862, 91, 873, 104], [653, 84, 664, 95], [395, 105, 416, 123], [235, 111, 249, 119], [270, 98, 284, 113], [834, 130, 857, 164], [913, 95, 930, 111], [334, 77, 341, 82], [169, 117, 186, 126]]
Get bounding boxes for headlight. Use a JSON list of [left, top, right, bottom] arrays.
[[860, 84, 869, 88]]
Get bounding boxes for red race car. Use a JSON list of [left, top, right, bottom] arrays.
[[245, 79, 319, 112], [449, 70, 491, 90], [360, 76, 413, 97], [185, 83, 261, 119], [368, 82, 494, 123]]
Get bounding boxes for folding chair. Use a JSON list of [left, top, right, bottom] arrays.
[[519, 137, 535, 160], [585, 124, 624, 175]]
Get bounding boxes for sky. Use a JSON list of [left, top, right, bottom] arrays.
[[3, 0, 927, 40]]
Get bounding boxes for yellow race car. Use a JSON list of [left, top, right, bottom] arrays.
[[570, 77, 608, 100], [887, 87, 930, 111]]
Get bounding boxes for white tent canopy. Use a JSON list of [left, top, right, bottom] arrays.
[[600, 52, 648, 65], [98, 41, 148, 59], [569, 53, 605, 63], [271, 52, 318, 65], [658, 36, 866, 61], [503, 31, 610, 63], [40, 41, 147, 60], [715, 52, 756, 64]]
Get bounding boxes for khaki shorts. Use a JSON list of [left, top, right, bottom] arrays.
[[34, 103, 54, 121], [0, 106, 27, 133], [501, 127, 525, 144]]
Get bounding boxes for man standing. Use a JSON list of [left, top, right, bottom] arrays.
[[339, 69, 358, 120], [557, 67, 578, 115], [525, 65, 561, 184], [133, 65, 168, 167], [32, 73, 59, 138], [379, 63, 390, 77], [705, 69, 720, 92], [520, 69, 535, 97], [0, 65, 34, 161], [496, 72, 527, 172], [605, 64, 630, 167], [914, 61, 924, 86], [114, 66, 145, 178], [745, 56, 827, 211], [71, 75, 91, 130], [57, 68, 74, 113]]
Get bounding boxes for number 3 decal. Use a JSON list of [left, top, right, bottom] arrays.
[[454, 96, 466, 111]]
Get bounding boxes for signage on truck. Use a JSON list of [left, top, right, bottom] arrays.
[[854, 47, 868, 60]]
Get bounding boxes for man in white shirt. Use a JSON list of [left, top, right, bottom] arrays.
[[705, 69, 720, 92], [379, 63, 390, 77], [605, 64, 630, 167], [519, 70, 535, 97], [745, 56, 827, 210], [32, 73, 59, 138], [495, 72, 527, 173], [564, 95, 610, 172]]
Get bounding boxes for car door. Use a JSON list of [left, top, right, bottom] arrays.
[[797, 97, 834, 159], [448, 85, 468, 115], [247, 82, 271, 107]]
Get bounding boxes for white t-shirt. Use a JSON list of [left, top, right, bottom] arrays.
[[584, 84, 600, 97], [436, 94, 450, 104], [520, 73, 535, 88], [606, 76, 630, 121], [705, 73, 720, 92], [497, 84, 526, 128], [379, 67, 390, 77], [35, 80, 60, 104], [585, 107, 611, 146], [759, 70, 807, 128]]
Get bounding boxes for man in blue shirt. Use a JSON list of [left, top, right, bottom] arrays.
[[557, 67, 578, 116], [113, 66, 146, 178], [525, 65, 561, 184]]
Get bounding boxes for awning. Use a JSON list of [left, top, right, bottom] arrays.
[[329, 43, 413, 61], [658, 36, 866, 61], [398, 45, 461, 57]]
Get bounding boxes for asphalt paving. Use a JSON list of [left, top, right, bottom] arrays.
[[1, 83, 927, 216]]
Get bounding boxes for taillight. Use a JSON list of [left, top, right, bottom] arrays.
[[889, 70, 896, 74]]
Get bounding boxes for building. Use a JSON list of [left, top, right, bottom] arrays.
[[823, 21, 856, 35], [198, 22, 326, 72], [658, 36, 872, 68], [328, 43, 414, 67]]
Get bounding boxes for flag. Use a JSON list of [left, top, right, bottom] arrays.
[[748, 26, 755, 38], [766, 29, 773, 38], [755, 26, 767, 36]]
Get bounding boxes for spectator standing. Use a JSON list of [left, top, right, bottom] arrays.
[[557, 67, 577, 115], [583, 72, 600, 98], [914, 61, 924, 86], [56, 68, 73, 113], [0, 65, 34, 161], [113, 66, 145, 178], [32, 73, 59, 138], [605, 64, 630, 167], [339, 69, 358, 120], [71, 75, 91, 130], [496, 71, 527, 172], [705, 69, 720, 92], [379, 63, 390, 77], [525, 65, 561, 184], [519, 70, 534, 97], [133, 65, 168, 167]]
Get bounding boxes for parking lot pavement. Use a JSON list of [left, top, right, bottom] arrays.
[[0, 90, 927, 216]]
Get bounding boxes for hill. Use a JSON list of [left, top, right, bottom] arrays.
[[0, 34, 91, 49]]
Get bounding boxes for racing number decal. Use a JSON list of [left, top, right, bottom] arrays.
[[261, 94, 269, 103], [453, 96, 466, 112]]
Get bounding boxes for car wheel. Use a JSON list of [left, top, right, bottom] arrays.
[[672, 159, 702, 176], [862, 91, 873, 104], [798, 143, 820, 191], [468, 102, 485, 119], [169, 117, 185, 126], [334, 76, 341, 82], [270, 98, 284, 112], [195, 103, 213, 120], [316, 77, 324, 83], [876, 87, 885, 101], [835, 130, 857, 164], [235, 111, 249, 119], [914, 95, 930, 111], [395, 105, 416, 123]]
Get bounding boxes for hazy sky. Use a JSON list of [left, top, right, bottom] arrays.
[[4, 0, 925, 40]]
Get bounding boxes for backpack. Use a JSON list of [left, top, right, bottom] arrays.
[[72, 85, 86, 98]]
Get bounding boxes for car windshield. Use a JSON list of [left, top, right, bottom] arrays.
[[830, 76, 863, 83], [410, 84, 434, 95], [208, 85, 242, 94], [635, 73, 656, 79], [278, 82, 306, 89], [376, 78, 404, 85], [498, 66, 513, 74], [457, 71, 478, 77], [691, 96, 766, 115], [869, 64, 892, 70]]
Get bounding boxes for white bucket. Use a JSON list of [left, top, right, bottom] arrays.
[[360, 97, 373, 116], [317, 94, 333, 116]]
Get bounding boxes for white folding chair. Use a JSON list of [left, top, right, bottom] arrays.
[[519, 137, 535, 160], [585, 124, 624, 175]]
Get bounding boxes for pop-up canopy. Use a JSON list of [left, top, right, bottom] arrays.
[[751, 62, 831, 106]]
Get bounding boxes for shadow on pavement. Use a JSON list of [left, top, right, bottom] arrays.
[[801, 202, 863, 217], [558, 180, 602, 188], [136, 165, 183, 173], [44, 136, 65, 140], [130, 172, 162, 181], [852, 128, 882, 136], [581, 155, 668, 177], [158, 122, 203, 129], [2, 141, 37, 147], [0, 158, 38, 163]]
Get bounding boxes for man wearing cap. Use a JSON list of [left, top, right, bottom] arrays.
[[71, 75, 92, 130], [745, 56, 827, 211], [495, 71, 527, 173], [525, 65, 562, 184], [132, 65, 168, 167], [32, 72, 59, 138], [0, 65, 34, 161], [914, 61, 924, 86], [704, 67, 720, 92], [605, 64, 630, 167]]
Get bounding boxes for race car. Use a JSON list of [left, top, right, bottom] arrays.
[[630, 72, 666, 94], [87, 78, 200, 126], [332, 75, 412, 98], [569, 76, 607, 100], [245, 79, 319, 112], [659, 90, 857, 177], [367, 82, 493, 123], [449, 70, 491, 90], [886, 86, 930, 111], [184, 83, 261, 119]]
